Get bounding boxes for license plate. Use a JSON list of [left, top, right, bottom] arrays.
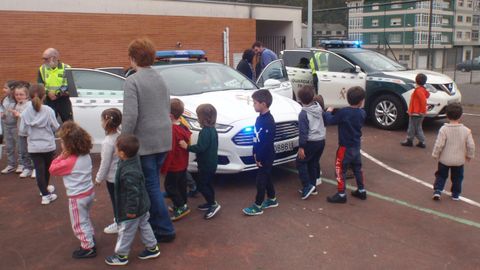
[[274, 141, 294, 154]]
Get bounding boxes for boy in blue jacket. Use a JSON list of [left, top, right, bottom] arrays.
[[324, 86, 367, 204], [243, 89, 278, 216]]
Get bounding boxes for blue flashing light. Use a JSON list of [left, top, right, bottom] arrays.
[[243, 127, 253, 132], [155, 50, 206, 59]]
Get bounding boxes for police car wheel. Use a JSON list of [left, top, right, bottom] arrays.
[[370, 95, 406, 130]]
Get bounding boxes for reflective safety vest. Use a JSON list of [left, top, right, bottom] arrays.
[[309, 52, 328, 75], [39, 62, 70, 94]]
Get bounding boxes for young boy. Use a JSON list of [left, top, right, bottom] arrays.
[[105, 134, 160, 266], [324, 86, 367, 203], [296, 86, 326, 200], [243, 89, 278, 215], [161, 98, 192, 221], [401, 73, 430, 148], [432, 103, 475, 201]]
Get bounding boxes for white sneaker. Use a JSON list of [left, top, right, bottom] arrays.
[[15, 165, 24, 173], [41, 193, 58, 205], [20, 169, 32, 178], [39, 185, 55, 196], [1, 165, 16, 174], [31, 169, 36, 179], [104, 222, 118, 234], [316, 177, 322, 185]]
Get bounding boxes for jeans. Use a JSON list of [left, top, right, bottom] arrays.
[[140, 153, 175, 236], [335, 146, 364, 194], [406, 115, 425, 143], [30, 151, 55, 196], [196, 170, 216, 205], [255, 163, 275, 206], [296, 140, 325, 188], [433, 162, 464, 197]]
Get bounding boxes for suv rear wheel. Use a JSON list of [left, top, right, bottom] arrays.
[[370, 94, 406, 130]]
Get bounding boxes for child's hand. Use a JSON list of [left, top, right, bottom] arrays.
[[326, 107, 334, 112], [297, 148, 305, 160], [179, 140, 188, 149], [256, 161, 263, 167], [126, 213, 136, 219], [10, 110, 20, 118]]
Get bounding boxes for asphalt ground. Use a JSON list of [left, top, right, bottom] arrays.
[[1, 109, 480, 270]]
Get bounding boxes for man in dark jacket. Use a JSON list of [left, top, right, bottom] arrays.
[[236, 49, 255, 80], [105, 135, 160, 266]]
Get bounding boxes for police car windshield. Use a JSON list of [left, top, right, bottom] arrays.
[[156, 64, 257, 96], [349, 51, 406, 73]]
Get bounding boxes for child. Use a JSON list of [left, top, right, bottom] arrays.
[[1, 80, 20, 174], [105, 134, 160, 266], [49, 121, 96, 259], [161, 98, 192, 221], [179, 116, 198, 197], [179, 104, 220, 220], [242, 89, 278, 216], [401, 73, 430, 148], [313, 94, 325, 185], [18, 84, 59, 204], [432, 103, 475, 201], [95, 108, 122, 234], [11, 81, 34, 178], [324, 86, 367, 204], [296, 86, 326, 200]]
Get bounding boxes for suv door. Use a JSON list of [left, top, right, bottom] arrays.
[[281, 50, 315, 98], [314, 51, 366, 108], [66, 68, 125, 152], [256, 59, 293, 99]]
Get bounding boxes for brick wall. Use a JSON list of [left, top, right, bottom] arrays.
[[0, 11, 255, 86]]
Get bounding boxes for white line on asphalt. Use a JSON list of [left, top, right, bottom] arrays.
[[463, 113, 480, 117], [360, 150, 480, 208]]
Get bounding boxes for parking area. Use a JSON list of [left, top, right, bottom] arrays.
[[1, 109, 480, 270]]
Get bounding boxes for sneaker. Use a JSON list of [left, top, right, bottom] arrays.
[[19, 169, 32, 178], [204, 203, 221, 219], [1, 165, 16, 174], [351, 189, 367, 200], [316, 177, 322, 185], [261, 198, 279, 209], [242, 204, 263, 216], [39, 185, 55, 196], [327, 193, 347, 204], [72, 247, 97, 259], [171, 205, 191, 221], [31, 169, 36, 179], [103, 222, 118, 234], [451, 194, 460, 201], [432, 190, 441, 201], [401, 140, 413, 147], [301, 185, 316, 200], [155, 233, 176, 243], [41, 193, 58, 205], [416, 142, 426, 148], [105, 254, 128, 266], [298, 188, 318, 195], [197, 203, 211, 211], [15, 165, 24, 173], [138, 245, 161, 260]]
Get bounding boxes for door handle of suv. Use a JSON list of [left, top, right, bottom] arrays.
[[320, 78, 331, 82]]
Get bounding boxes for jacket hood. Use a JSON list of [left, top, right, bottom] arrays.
[[302, 102, 323, 118], [22, 103, 52, 128]]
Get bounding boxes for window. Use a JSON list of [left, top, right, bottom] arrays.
[[336, 31, 343, 35], [372, 19, 379, 27], [256, 60, 288, 87], [474, 15, 480, 26], [281, 51, 312, 70], [442, 18, 450, 25], [465, 31, 471, 40], [441, 34, 449, 43], [457, 31, 463, 39], [415, 31, 442, 44], [468, 0, 473, 7], [370, 34, 379, 44], [372, 3, 380, 11], [389, 33, 402, 43], [458, 16, 463, 22], [349, 32, 363, 42], [473, 30, 479, 41], [71, 70, 124, 98], [326, 52, 355, 73], [458, 0, 464, 7], [391, 4, 402, 9], [391, 18, 402, 26], [467, 16, 472, 23], [349, 17, 363, 29], [326, 31, 331, 35], [399, 55, 410, 61]]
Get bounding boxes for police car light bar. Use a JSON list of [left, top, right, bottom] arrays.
[[319, 40, 362, 48], [155, 50, 206, 59]]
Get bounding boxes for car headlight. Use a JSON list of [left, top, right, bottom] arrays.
[[184, 116, 232, 133], [425, 83, 438, 93]]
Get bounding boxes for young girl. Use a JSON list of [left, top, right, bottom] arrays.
[[18, 84, 59, 204], [95, 108, 121, 234], [49, 121, 97, 259], [11, 82, 34, 178], [179, 104, 220, 220], [1, 80, 20, 174]]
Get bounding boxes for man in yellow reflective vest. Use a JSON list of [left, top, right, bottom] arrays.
[[309, 51, 328, 93], [37, 48, 73, 122]]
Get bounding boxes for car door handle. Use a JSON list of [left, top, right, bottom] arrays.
[[320, 78, 331, 82]]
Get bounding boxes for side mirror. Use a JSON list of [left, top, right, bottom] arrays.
[[354, 65, 362, 73], [263, 79, 281, 89]]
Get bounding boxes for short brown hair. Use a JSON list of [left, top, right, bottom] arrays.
[[416, 73, 427, 86], [297, 85, 315, 105], [252, 89, 273, 108], [101, 108, 122, 134], [170, 98, 184, 119], [347, 86, 365, 106], [196, 104, 217, 128], [128, 38, 156, 67], [252, 41, 263, 48], [58, 121, 93, 156], [446, 103, 463, 120], [116, 134, 140, 158]]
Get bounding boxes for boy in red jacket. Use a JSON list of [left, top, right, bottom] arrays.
[[161, 98, 192, 221], [401, 73, 430, 148]]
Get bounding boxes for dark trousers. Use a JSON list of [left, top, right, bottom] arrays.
[[106, 182, 116, 216], [433, 162, 464, 197], [313, 74, 318, 93], [335, 146, 364, 194], [45, 96, 73, 123], [165, 170, 188, 208], [255, 163, 275, 205], [196, 170, 216, 205], [296, 140, 325, 188], [30, 151, 55, 196]]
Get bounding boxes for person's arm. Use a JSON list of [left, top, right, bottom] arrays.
[[431, 128, 446, 159], [18, 112, 28, 136], [298, 111, 309, 149], [323, 110, 340, 126], [124, 171, 142, 217], [95, 140, 115, 184], [188, 129, 210, 153], [466, 130, 475, 160], [37, 69, 45, 84], [49, 155, 78, 176], [121, 78, 139, 135], [49, 108, 60, 132]]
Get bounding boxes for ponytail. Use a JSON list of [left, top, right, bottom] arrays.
[[28, 84, 46, 112]]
